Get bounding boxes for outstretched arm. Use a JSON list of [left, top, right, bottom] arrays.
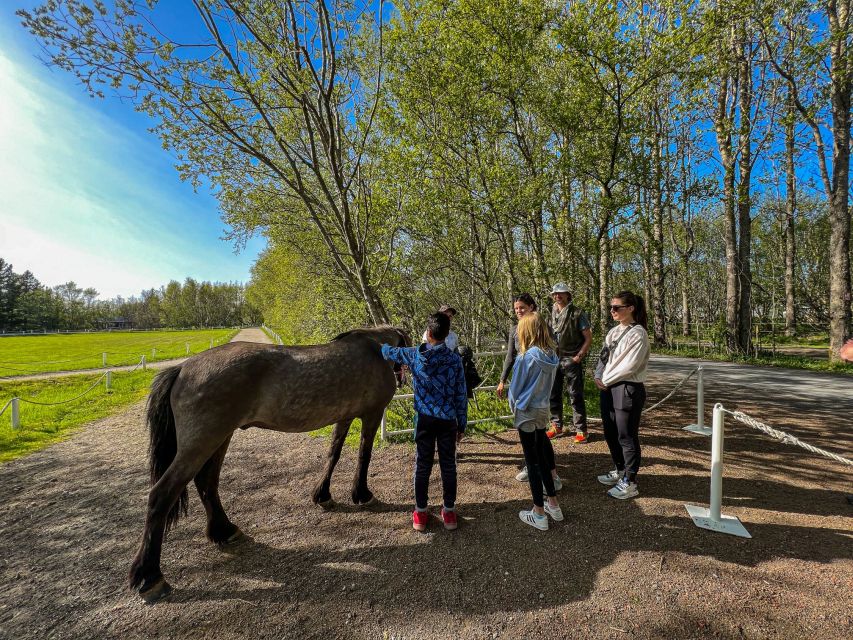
[[381, 344, 417, 368]]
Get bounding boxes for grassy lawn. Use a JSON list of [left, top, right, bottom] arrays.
[[0, 369, 155, 463], [0, 328, 238, 377]]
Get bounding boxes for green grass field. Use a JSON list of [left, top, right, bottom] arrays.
[[0, 369, 155, 463], [0, 328, 238, 377]]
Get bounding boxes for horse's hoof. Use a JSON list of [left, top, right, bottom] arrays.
[[218, 528, 249, 548], [359, 495, 379, 508], [139, 578, 172, 604], [317, 498, 336, 511]]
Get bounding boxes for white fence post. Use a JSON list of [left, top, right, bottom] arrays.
[[152, 348, 156, 359], [683, 366, 711, 436], [210, 339, 214, 349], [380, 410, 387, 441], [102, 352, 107, 367], [685, 404, 751, 538], [11, 398, 20, 430], [106, 371, 112, 391], [185, 343, 190, 355], [141, 355, 146, 370]]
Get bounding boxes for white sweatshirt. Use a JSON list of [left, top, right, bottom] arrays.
[[598, 324, 650, 387]]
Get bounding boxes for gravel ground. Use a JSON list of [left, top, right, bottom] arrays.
[[0, 347, 850, 639]]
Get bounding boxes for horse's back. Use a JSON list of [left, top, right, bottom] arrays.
[[170, 337, 395, 434]]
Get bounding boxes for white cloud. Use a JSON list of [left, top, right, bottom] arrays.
[[0, 48, 264, 299]]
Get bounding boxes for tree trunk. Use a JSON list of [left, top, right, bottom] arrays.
[[736, 43, 753, 354], [651, 113, 667, 346], [784, 89, 797, 337], [828, 2, 853, 358], [713, 46, 739, 353]]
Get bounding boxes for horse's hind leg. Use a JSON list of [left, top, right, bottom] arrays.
[[352, 409, 383, 506], [130, 445, 219, 603], [194, 436, 243, 546], [311, 419, 353, 508]]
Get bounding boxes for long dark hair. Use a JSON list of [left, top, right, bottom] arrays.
[[513, 292, 537, 310], [614, 290, 647, 329]]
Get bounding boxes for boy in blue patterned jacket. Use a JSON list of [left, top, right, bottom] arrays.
[[381, 312, 467, 532]]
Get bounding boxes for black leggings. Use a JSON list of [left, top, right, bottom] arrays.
[[518, 429, 556, 508], [600, 382, 646, 482]]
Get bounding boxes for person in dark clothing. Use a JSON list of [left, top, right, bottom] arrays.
[[548, 283, 593, 443], [382, 313, 467, 532]]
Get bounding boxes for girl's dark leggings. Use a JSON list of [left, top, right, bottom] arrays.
[[600, 382, 646, 482], [518, 428, 556, 508]]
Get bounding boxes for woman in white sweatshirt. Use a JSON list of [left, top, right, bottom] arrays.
[[593, 291, 650, 500]]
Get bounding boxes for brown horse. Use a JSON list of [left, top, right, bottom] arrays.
[[128, 326, 410, 603]]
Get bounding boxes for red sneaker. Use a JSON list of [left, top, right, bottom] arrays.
[[441, 507, 458, 531], [573, 433, 589, 444], [412, 509, 429, 532], [546, 423, 563, 439]]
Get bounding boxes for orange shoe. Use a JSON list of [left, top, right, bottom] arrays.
[[546, 423, 563, 439], [573, 433, 589, 444]]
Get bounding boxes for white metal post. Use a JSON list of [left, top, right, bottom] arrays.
[[380, 410, 387, 441], [210, 339, 214, 349], [141, 355, 146, 370], [683, 366, 711, 436], [11, 398, 20, 429], [185, 343, 190, 355], [152, 348, 156, 359], [106, 371, 112, 391], [685, 404, 751, 538], [102, 352, 107, 367]]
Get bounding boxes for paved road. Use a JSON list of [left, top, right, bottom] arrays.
[[648, 354, 852, 413], [0, 327, 274, 382]]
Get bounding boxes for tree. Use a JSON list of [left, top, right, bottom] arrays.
[[21, 0, 398, 324]]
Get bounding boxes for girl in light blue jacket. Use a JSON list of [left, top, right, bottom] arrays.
[[509, 312, 564, 531]]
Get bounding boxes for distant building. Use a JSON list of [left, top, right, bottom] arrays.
[[100, 317, 134, 330]]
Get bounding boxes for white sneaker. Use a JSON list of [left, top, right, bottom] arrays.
[[544, 503, 564, 521], [597, 469, 621, 486], [518, 509, 549, 531], [515, 466, 529, 482], [607, 478, 639, 500], [543, 475, 563, 492]]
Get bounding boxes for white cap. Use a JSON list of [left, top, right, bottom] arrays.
[[550, 282, 571, 294]]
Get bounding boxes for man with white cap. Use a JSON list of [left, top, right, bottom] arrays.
[[548, 283, 592, 442]]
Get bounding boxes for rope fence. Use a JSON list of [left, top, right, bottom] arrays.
[[722, 408, 853, 468]]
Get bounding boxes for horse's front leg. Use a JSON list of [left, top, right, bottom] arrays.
[[311, 419, 352, 508], [352, 409, 383, 506]]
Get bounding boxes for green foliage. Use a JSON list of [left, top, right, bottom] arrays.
[[0, 369, 155, 463]]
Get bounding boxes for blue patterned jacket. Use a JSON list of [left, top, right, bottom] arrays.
[[381, 342, 468, 431]]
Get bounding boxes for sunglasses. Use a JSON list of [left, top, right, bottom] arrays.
[[610, 304, 629, 312]]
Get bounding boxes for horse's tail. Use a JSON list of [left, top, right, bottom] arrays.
[[146, 365, 187, 532]]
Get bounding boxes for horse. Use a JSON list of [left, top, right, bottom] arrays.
[[128, 325, 411, 603]]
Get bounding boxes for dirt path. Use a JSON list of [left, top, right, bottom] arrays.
[[0, 346, 850, 639], [0, 328, 271, 383]]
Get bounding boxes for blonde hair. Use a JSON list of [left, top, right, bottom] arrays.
[[517, 312, 555, 354]]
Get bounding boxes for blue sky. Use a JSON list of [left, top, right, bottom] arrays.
[[0, 4, 266, 300]]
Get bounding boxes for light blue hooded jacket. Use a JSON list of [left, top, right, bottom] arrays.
[[508, 346, 559, 412]]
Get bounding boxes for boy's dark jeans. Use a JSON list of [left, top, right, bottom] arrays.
[[414, 413, 458, 511], [600, 382, 646, 482]]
